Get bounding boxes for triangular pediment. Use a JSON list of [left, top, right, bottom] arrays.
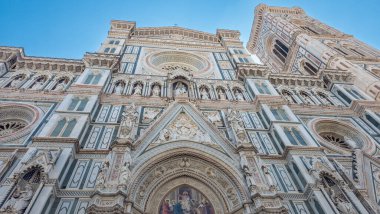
[[134, 101, 236, 158]]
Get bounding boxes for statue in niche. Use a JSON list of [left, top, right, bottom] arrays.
[[234, 90, 244, 101], [114, 82, 124, 95], [119, 103, 138, 139], [10, 76, 24, 88], [31, 77, 45, 90], [227, 109, 249, 144], [118, 162, 131, 184], [151, 84, 161, 97], [54, 79, 67, 91], [174, 82, 187, 97], [217, 88, 227, 100], [133, 83, 143, 95], [330, 189, 357, 214], [240, 156, 257, 193], [300, 92, 314, 104], [96, 160, 109, 187], [200, 87, 210, 100], [0, 184, 34, 213], [261, 165, 276, 191], [282, 91, 295, 104]]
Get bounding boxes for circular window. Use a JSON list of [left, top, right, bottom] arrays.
[[146, 51, 210, 74], [0, 103, 41, 143], [309, 118, 375, 154]]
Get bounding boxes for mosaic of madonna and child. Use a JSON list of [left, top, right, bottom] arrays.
[[159, 185, 214, 214]]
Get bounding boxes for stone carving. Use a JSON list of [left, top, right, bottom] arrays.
[[96, 160, 110, 188], [133, 83, 143, 95], [154, 113, 212, 144], [114, 82, 124, 95], [119, 104, 138, 139], [204, 111, 222, 126], [118, 162, 131, 185], [151, 84, 161, 97], [240, 156, 257, 193], [217, 88, 227, 100], [330, 189, 357, 214], [0, 184, 34, 213], [174, 82, 187, 97], [200, 87, 210, 100], [227, 109, 249, 144], [31, 77, 46, 90], [234, 90, 244, 101], [142, 108, 161, 123], [53, 80, 66, 91], [262, 165, 276, 192], [9, 76, 24, 88]]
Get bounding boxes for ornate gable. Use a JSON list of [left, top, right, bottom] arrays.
[[134, 101, 236, 158]]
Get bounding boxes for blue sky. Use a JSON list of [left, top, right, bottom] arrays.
[[0, 0, 379, 59]]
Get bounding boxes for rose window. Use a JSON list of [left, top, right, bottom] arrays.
[[146, 51, 210, 74], [0, 103, 41, 143], [0, 120, 28, 137], [320, 132, 351, 150]]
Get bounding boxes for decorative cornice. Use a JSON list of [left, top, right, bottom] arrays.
[[83, 52, 120, 71], [247, 4, 305, 53]]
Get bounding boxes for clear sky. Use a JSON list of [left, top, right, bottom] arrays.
[[0, 0, 379, 59]]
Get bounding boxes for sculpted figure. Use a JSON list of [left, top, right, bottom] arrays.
[[217, 88, 226, 100], [120, 104, 138, 139], [330, 189, 357, 214], [1, 184, 33, 213], [262, 165, 276, 191], [235, 90, 244, 101], [31, 77, 45, 90], [156, 128, 171, 144], [10, 76, 24, 88], [228, 110, 249, 144], [174, 82, 187, 96], [119, 162, 131, 184], [54, 80, 67, 91], [114, 82, 124, 95], [200, 88, 209, 100], [133, 83, 143, 95], [152, 84, 161, 97], [96, 160, 109, 187]]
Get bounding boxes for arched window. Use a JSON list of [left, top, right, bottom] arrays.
[[273, 40, 289, 63], [51, 118, 67, 137], [104, 48, 110, 53], [303, 62, 318, 75], [110, 48, 116, 54], [50, 118, 77, 137]]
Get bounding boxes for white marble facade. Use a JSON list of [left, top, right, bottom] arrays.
[[0, 4, 380, 214]]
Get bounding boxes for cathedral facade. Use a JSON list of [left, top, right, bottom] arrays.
[[0, 4, 380, 214]]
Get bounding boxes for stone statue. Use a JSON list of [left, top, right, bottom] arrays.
[[262, 165, 276, 191], [0, 184, 34, 213], [10, 76, 24, 88], [235, 90, 244, 101], [330, 189, 357, 214], [96, 160, 109, 187], [119, 104, 138, 139], [133, 83, 143, 95], [228, 110, 249, 144], [143, 108, 160, 123], [200, 88, 209, 100], [31, 78, 45, 90], [217, 88, 226, 100], [151, 84, 161, 97], [54, 80, 66, 91], [114, 82, 124, 95], [174, 82, 187, 96], [119, 162, 131, 184]]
